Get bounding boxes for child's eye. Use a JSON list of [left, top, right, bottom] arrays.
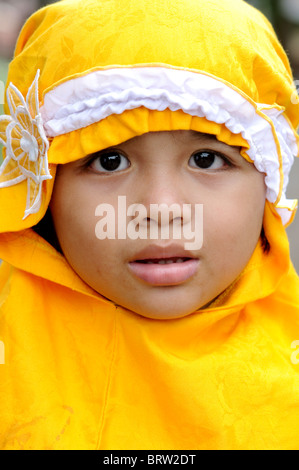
[[188, 150, 230, 170], [89, 151, 130, 173]]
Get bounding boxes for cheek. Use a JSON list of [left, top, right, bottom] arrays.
[[50, 176, 98, 259], [50, 175, 126, 290], [202, 175, 266, 264]]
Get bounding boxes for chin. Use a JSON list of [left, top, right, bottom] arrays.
[[128, 301, 201, 320]]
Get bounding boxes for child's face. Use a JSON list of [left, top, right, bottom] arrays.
[[50, 130, 266, 319]]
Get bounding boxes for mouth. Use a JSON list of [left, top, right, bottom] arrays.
[[135, 257, 191, 264], [128, 245, 199, 285]]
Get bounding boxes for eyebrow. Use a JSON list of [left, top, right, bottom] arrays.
[[190, 131, 241, 152], [189, 131, 219, 142], [189, 131, 245, 167]]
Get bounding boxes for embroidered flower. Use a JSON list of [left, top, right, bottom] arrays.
[[0, 70, 52, 219]]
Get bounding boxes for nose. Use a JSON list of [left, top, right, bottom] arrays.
[[132, 169, 192, 230], [141, 166, 183, 201]]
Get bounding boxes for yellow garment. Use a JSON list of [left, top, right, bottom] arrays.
[[0, 203, 299, 450], [0, 0, 298, 230], [0, 0, 299, 450]]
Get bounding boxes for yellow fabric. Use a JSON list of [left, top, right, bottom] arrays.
[[8, 0, 298, 123], [0, 0, 299, 450], [0, 0, 298, 231], [1, 203, 299, 450], [48, 108, 252, 165]]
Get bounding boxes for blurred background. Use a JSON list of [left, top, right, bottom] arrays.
[[0, 0, 298, 272]]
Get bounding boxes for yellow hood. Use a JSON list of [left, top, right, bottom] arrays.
[[0, 0, 299, 450], [0, 201, 299, 450], [0, 0, 298, 230]]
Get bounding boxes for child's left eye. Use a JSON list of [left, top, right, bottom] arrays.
[[188, 151, 229, 170], [89, 151, 130, 173]]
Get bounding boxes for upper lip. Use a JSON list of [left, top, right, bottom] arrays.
[[129, 243, 198, 262]]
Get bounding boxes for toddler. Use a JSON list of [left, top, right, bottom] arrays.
[[0, 0, 299, 450]]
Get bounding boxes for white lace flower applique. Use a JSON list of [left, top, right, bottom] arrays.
[[0, 69, 52, 219]]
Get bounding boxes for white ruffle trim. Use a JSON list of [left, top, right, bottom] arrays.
[[40, 66, 298, 225]]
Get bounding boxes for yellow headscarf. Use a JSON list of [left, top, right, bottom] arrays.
[[0, 0, 298, 232], [1, 0, 299, 451]]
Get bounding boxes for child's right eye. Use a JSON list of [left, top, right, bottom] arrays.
[[88, 151, 131, 173]]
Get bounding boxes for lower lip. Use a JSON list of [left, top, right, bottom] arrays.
[[128, 259, 199, 285]]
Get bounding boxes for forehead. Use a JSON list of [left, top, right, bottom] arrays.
[[111, 130, 242, 157], [110, 130, 231, 147]]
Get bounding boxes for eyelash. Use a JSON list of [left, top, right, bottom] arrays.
[[83, 149, 233, 174], [188, 150, 232, 171], [84, 150, 130, 174]]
